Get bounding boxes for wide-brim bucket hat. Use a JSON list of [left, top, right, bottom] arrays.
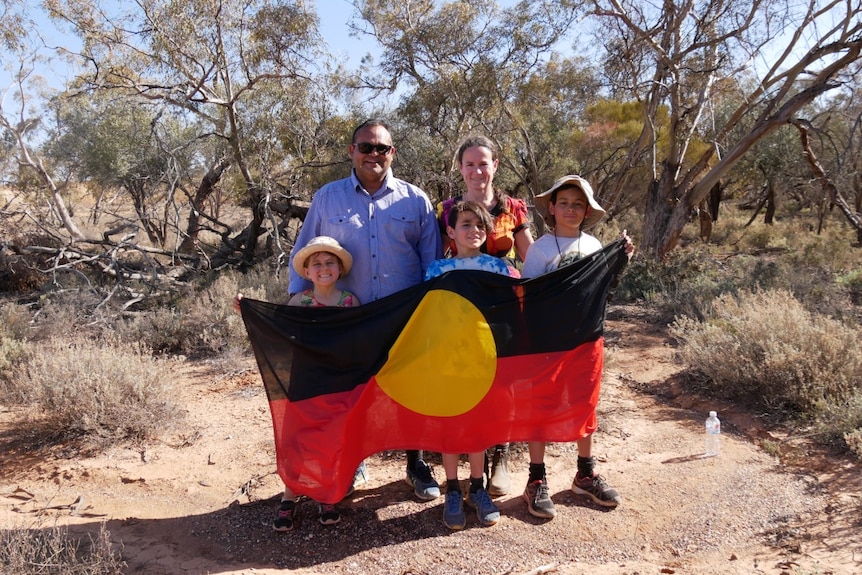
[[534, 175, 607, 231], [292, 236, 353, 277]]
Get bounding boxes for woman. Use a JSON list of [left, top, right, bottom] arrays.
[[437, 134, 535, 496], [439, 135, 534, 269]]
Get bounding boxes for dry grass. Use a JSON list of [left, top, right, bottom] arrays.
[[1, 339, 183, 446], [0, 522, 124, 575], [670, 289, 862, 452]]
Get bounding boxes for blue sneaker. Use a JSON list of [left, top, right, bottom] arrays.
[[465, 488, 500, 526], [404, 459, 441, 501], [443, 490, 466, 530]]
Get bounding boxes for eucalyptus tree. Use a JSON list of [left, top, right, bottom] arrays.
[[1, 0, 86, 241], [45, 0, 335, 266], [804, 71, 862, 230], [44, 94, 199, 247], [586, 0, 862, 259], [351, 0, 583, 202]]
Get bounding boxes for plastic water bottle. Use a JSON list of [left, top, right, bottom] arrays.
[[705, 411, 721, 456]]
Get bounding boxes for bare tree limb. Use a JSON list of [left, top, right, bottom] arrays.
[[790, 118, 862, 244]]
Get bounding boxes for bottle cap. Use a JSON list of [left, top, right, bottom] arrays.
[[709, 411, 717, 417]]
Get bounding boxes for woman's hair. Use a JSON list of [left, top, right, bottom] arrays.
[[447, 200, 494, 234], [455, 134, 498, 165], [453, 134, 509, 215]]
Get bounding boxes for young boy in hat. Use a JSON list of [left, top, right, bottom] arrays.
[[520, 175, 633, 519]]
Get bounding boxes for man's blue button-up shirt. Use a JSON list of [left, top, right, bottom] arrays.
[[288, 170, 442, 303]]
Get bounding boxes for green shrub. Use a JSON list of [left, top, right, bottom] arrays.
[[0, 522, 124, 575], [0, 337, 32, 391], [670, 289, 862, 445], [616, 248, 739, 320], [9, 339, 183, 444], [838, 268, 862, 305]]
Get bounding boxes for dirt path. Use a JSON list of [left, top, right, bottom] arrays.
[[1, 311, 860, 575]]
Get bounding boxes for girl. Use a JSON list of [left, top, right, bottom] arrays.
[[234, 235, 360, 530]]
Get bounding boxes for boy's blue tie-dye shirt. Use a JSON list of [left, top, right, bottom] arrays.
[[424, 254, 512, 280]]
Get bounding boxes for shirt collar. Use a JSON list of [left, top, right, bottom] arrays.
[[351, 168, 394, 196]]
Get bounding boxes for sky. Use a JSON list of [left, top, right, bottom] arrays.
[[0, 0, 379, 117], [317, 0, 377, 68]]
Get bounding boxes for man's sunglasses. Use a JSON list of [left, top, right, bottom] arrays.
[[355, 142, 393, 155]]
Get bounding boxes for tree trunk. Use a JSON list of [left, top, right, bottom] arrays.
[[241, 201, 266, 265], [179, 156, 231, 254], [792, 119, 862, 243], [764, 180, 775, 225], [708, 181, 722, 223], [641, 163, 692, 260]]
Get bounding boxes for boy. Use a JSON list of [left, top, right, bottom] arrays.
[[425, 201, 510, 529], [521, 175, 633, 519]]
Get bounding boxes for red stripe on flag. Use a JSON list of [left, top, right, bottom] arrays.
[[270, 339, 603, 504]]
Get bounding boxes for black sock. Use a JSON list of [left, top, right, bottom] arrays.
[[469, 476, 484, 493], [528, 463, 546, 483], [577, 456, 596, 478], [447, 479, 461, 493], [406, 450, 420, 472]]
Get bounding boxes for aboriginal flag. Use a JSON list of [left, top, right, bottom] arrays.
[[240, 239, 628, 503]]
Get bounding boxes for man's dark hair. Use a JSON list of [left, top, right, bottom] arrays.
[[351, 119, 392, 143]]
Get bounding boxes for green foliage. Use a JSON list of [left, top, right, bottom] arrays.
[[614, 208, 860, 323], [5, 340, 182, 445], [0, 303, 34, 391], [0, 302, 31, 341], [0, 337, 31, 393], [615, 247, 741, 321], [670, 290, 862, 448], [837, 268, 862, 305], [0, 522, 124, 575]]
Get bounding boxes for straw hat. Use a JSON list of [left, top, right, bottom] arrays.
[[534, 175, 607, 231], [292, 236, 353, 277]]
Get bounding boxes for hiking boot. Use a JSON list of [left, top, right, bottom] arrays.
[[465, 488, 500, 526], [273, 500, 296, 532], [523, 479, 556, 519], [404, 459, 441, 501], [317, 502, 342, 525], [443, 490, 466, 530], [345, 460, 369, 498], [572, 472, 621, 508], [488, 446, 510, 496]]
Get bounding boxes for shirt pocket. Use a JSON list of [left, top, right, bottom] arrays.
[[327, 213, 363, 230], [384, 210, 419, 240]]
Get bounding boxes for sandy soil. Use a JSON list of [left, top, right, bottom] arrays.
[[1, 306, 860, 575]]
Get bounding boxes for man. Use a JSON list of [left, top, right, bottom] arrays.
[[288, 119, 443, 501]]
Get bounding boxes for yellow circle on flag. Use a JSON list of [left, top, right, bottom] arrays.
[[376, 290, 497, 417]]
